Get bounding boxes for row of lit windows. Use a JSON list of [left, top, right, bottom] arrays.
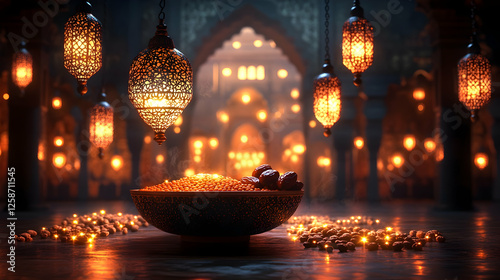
[[232, 40, 276, 49], [221, 66, 288, 80]]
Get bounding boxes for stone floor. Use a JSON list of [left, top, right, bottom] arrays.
[[2, 200, 500, 279]]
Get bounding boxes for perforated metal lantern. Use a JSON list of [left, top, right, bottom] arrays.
[[458, 53, 491, 114], [128, 21, 193, 145], [64, 1, 102, 95], [12, 42, 33, 94], [313, 60, 342, 137], [90, 93, 114, 159], [342, 0, 374, 87]]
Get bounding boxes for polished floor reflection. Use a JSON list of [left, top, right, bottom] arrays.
[[4, 201, 500, 279]]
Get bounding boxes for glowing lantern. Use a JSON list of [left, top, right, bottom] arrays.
[[209, 138, 219, 149], [423, 138, 436, 153], [128, 2, 193, 145], [354, 136, 364, 149], [342, 0, 374, 87], [12, 42, 33, 94], [110, 155, 123, 171], [413, 88, 425, 100], [277, 69, 288, 79], [53, 153, 66, 169], [52, 97, 62, 109], [403, 135, 416, 151], [391, 154, 404, 168], [458, 1, 491, 120], [89, 93, 114, 159], [54, 136, 64, 147], [474, 153, 488, 170], [241, 94, 251, 104], [64, 1, 102, 95], [257, 110, 267, 122], [313, 60, 342, 137]]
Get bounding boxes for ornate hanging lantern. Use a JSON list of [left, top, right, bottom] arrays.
[[89, 93, 114, 159], [313, 0, 342, 137], [64, 1, 102, 95], [12, 41, 33, 95], [128, 0, 193, 145], [458, 0, 491, 121], [342, 0, 374, 87]]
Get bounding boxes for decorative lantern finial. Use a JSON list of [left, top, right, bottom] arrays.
[[89, 92, 114, 159], [342, 0, 374, 87], [128, 0, 193, 145], [12, 41, 33, 95], [313, 0, 342, 137], [64, 1, 102, 95], [458, 0, 491, 122]]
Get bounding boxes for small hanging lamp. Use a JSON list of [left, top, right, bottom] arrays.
[[89, 92, 114, 159], [313, 0, 342, 137], [64, 0, 102, 95], [12, 41, 33, 95], [342, 0, 374, 87], [128, 0, 193, 145], [458, 0, 491, 121]]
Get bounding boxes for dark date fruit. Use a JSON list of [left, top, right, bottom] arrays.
[[259, 169, 280, 189], [241, 176, 260, 186], [288, 181, 304, 191], [277, 171, 298, 190], [252, 164, 272, 178]]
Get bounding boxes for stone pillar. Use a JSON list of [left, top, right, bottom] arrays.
[[364, 98, 385, 202], [489, 99, 500, 201]]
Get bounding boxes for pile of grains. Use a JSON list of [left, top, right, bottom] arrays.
[[14, 210, 148, 246], [286, 215, 445, 253], [142, 173, 271, 191]]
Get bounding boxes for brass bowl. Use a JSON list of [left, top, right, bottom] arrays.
[[130, 189, 303, 237]]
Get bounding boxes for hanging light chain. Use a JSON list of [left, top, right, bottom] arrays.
[[471, 0, 476, 37], [324, 0, 330, 60], [158, 0, 166, 21]]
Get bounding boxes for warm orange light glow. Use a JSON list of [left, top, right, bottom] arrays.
[[193, 155, 201, 163], [256, 110, 267, 122], [209, 138, 219, 149], [424, 138, 436, 153], [313, 74, 341, 133], [291, 104, 301, 113], [54, 137, 64, 147], [53, 153, 66, 169], [247, 66, 256, 80], [144, 136, 151, 144], [12, 44, 33, 92], [290, 88, 300, 99], [185, 168, 195, 177], [222, 67, 232, 77], [240, 135, 248, 143], [100, 210, 106, 215], [241, 94, 251, 104], [111, 155, 123, 171], [89, 94, 113, 156], [403, 135, 416, 151], [474, 153, 488, 170], [253, 40, 263, 47], [156, 154, 164, 164], [218, 111, 229, 123], [413, 88, 425, 100], [309, 120, 317, 128], [342, 16, 374, 79], [269, 41, 276, 48], [228, 151, 235, 159], [256, 65, 265, 80], [174, 127, 181, 134], [354, 136, 364, 149], [2, 93, 9, 100], [291, 154, 299, 163], [277, 69, 288, 79], [292, 144, 305, 154], [417, 104, 425, 112], [52, 97, 62, 109], [392, 154, 404, 168], [317, 156, 331, 167], [232, 41, 241, 49], [458, 53, 491, 111], [193, 140, 203, 149], [174, 115, 183, 126], [238, 66, 246, 80]]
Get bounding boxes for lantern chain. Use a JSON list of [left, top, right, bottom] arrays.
[[324, 0, 330, 61], [471, 0, 477, 39], [158, 0, 166, 21]]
